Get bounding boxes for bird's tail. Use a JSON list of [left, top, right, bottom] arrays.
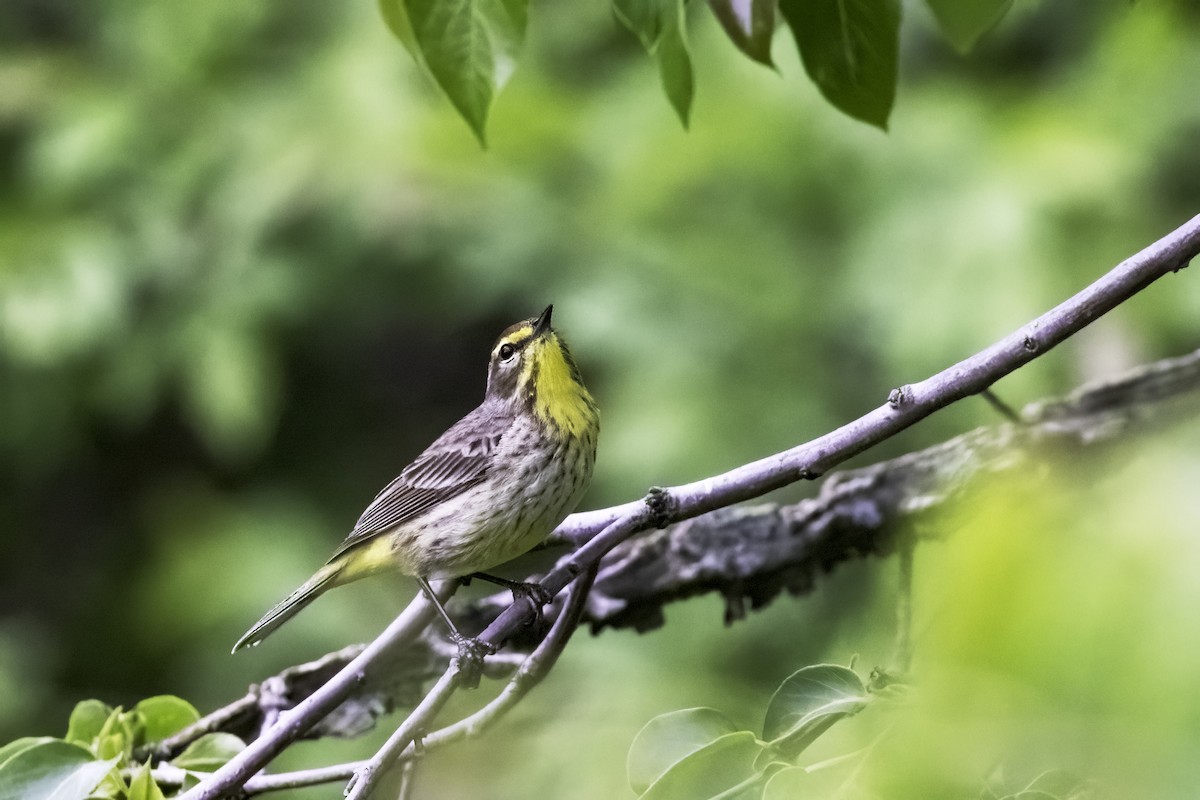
[[232, 562, 343, 653]]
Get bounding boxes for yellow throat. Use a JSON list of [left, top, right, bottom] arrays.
[[523, 333, 597, 437]]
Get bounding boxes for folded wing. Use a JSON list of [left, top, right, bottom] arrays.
[[327, 406, 509, 561]]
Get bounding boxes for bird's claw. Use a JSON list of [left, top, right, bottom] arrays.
[[466, 572, 554, 629], [451, 634, 496, 689], [646, 486, 676, 529], [508, 581, 554, 626]]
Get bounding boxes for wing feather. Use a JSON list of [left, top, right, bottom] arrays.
[[327, 405, 510, 561]]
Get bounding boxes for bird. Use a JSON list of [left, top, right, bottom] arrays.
[[232, 305, 599, 665]]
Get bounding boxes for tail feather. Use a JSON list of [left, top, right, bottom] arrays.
[[232, 563, 342, 653]]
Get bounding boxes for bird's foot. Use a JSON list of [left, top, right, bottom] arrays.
[[507, 580, 554, 625], [450, 633, 496, 689], [467, 572, 554, 628], [646, 486, 677, 529]]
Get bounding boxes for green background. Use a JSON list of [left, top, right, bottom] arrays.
[[1, 0, 1199, 796]]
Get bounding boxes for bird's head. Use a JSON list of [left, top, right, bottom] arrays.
[[486, 305, 597, 436]]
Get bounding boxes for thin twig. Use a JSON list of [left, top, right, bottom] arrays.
[[140, 693, 258, 762], [344, 668, 459, 799], [149, 760, 366, 797], [240, 761, 364, 794], [184, 214, 1200, 800], [423, 564, 598, 746], [142, 644, 377, 761], [344, 565, 599, 798], [396, 758, 419, 800], [236, 566, 600, 796], [180, 583, 453, 800]]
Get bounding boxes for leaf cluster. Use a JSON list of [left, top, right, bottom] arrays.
[[626, 656, 1102, 800], [377, 0, 1018, 139], [625, 664, 879, 800], [0, 698, 243, 800]]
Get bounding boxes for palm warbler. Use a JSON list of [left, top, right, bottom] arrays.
[[233, 305, 599, 655]]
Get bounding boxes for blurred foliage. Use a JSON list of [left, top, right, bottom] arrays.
[[0, 0, 1198, 796]]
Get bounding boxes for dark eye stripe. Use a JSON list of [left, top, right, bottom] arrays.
[[496, 333, 533, 359]]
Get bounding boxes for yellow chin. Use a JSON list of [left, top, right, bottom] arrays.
[[528, 336, 596, 437]]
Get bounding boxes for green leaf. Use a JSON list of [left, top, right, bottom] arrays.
[[96, 706, 138, 763], [0, 739, 54, 771], [714, 763, 784, 800], [95, 735, 126, 762], [777, 0, 900, 129], [707, 0, 775, 66], [88, 767, 128, 800], [127, 763, 166, 800], [761, 766, 810, 799], [399, 0, 529, 145], [614, 0, 693, 126], [92, 707, 134, 762], [134, 697, 200, 745], [925, 0, 1012, 53], [656, 1, 694, 128], [378, 0, 421, 57], [761, 665, 869, 757], [171, 733, 246, 772], [641, 731, 763, 800], [761, 761, 862, 798], [613, 0, 676, 49], [0, 740, 114, 800], [628, 708, 741, 794], [65, 701, 111, 748]]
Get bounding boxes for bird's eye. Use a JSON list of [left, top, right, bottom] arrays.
[[499, 343, 516, 361]]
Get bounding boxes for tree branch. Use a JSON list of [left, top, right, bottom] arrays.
[[545, 345, 1200, 634], [145, 641, 527, 762], [344, 565, 599, 798], [555, 214, 1200, 545], [421, 564, 598, 746], [343, 665, 459, 799], [180, 584, 452, 800], [170, 343, 1200, 792], [183, 214, 1200, 800]]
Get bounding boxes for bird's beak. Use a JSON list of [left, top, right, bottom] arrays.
[[533, 304, 554, 337]]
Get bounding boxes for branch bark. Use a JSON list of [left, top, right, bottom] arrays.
[[182, 214, 1200, 800], [563, 346, 1200, 633]]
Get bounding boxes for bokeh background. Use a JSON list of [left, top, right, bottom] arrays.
[[2, 0, 1199, 796]]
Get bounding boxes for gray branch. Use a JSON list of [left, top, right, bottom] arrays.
[[181, 214, 1200, 800], [343, 565, 599, 798], [570, 347, 1200, 633], [149, 347, 1200, 796]]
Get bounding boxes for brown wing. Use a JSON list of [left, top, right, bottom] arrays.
[[327, 403, 511, 561]]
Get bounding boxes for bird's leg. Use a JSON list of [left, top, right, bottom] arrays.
[[467, 572, 554, 627], [417, 577, 495, 689]]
